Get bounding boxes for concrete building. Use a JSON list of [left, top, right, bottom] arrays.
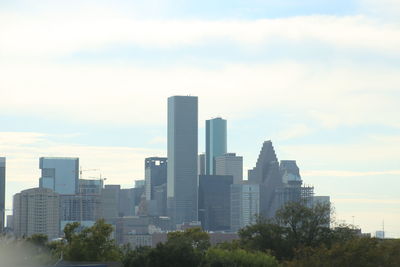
[[13, 188, 60, 239], [119, 188, 136, 217], [230, 183, 260, 232], [198, 153, 206, 175], [206, 118, 227, 175], [215, 153, 243, 184], [167, 96, 198, 225], [198, 175, 233, 231], [0, 157, 5, 232], [39, 157, 79, 195], [100, 185, 120, 220]]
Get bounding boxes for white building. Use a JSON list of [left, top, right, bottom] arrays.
[[13, 188, 60, 239], [230, 183, 259, 231], [215, 153, 243, 184]]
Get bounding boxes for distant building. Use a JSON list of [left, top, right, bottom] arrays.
[[79, 179, 103, 195], [135, 180, 145, 188], [198, 153, 206, 175], [198, 175, 233, 231], [39, 157, 79, 195], [230, 183, 260, 232], [206, 118, 227, 175], [59, 194, 100, 227], [119, 188, 136, 217], [248, 141, 283, 218], [145, 157, 167, 216], [0, 157, 5, 232], [6, 215, 13, 229], [215, 153, 243, 184], [13, 188, 59, 239], [376, 230, 385, 239], [167, 96, 198, 225], [100, 185, 120, 220]]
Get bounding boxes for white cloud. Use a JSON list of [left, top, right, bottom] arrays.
[[303, 170, 400, 177], [276, 124, 315, 140], [1, 12, 400, 59]]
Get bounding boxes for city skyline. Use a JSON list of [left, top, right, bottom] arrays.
[[0, 0, 399, 238]]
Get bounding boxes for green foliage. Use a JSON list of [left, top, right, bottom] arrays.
[[239, 201, 331, 260], [26, 233, 48, 247], [203, 247, 279, 267], [123, 227, 210, 267], [62, 219, 121, 262], [286, 238, 400, 267]]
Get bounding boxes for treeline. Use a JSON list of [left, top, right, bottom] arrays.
[[4, 202, 400, 266]]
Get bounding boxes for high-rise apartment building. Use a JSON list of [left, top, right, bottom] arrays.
[[167, 96, 198, 225], [39, 157, 79, 195], [215, 153, 243, 184], [198, 175, 233, 231], [206, 118, 227, 175], [0, 157, 5, 232], [230, 183, 260, 232], [13, 188, 60, 239]]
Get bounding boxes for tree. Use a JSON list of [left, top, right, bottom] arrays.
[[275, 201, 331, 247], [123, 227, 210, 267], [239, 201, 331, 260], [26, 233, 48, 247], [62, 219, 121, 262], [204, 247, 279, 267]]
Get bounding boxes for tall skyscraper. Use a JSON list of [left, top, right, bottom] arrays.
[[248, 141, 283, 218], [167, 96, 198, 225], [39, 157, 79, 195], [100, 184, 120, 220], [206, 118, 227, 175], [0, 157, 5, 232], [215, 153, 243, 184], [230, 183, 260, 231], [13, 188, 60, 239], [198, 175, 233, 231]]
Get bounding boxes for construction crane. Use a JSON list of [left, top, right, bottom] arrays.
[[79, 167, 99, 179]]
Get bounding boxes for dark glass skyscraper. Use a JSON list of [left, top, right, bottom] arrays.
[[198, 174, 233, 231], [0, 157, 5, 232], [167, 96, 198, 225], [206, 118, 227, 175]]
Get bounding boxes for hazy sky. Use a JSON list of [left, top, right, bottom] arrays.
[[1, 0, 399, 237]]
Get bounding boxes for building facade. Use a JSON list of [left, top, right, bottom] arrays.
[[13, 188, 60, 239], [205, 118, 227, 175], [39, 157, 79, 195], [167, 96, 198, 225], [230, 183, 260, 232], [215, 153, 243, 184], [0, 157, 5, 232], [198, 175, 233, 231], [145, 157, 167, 216]]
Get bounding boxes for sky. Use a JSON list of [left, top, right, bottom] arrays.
[[0, 0, 399, 237]]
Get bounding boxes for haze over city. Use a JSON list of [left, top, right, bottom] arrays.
[[1, 0, 400, 239]]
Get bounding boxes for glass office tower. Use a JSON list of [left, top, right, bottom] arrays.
[[206, 118, 227, 175], [167, 96, 198, 225], [39, 157, 79, 195]]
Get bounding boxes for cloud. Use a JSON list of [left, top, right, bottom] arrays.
[[1, 12, 400, 59], [303, 170, 400, 177], [276, 124, 315, 140]]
